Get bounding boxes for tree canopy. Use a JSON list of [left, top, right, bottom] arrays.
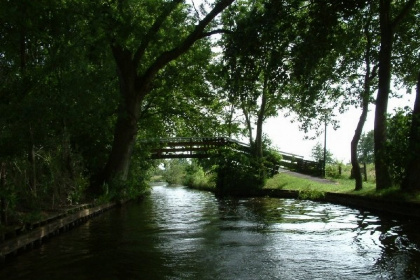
[[1, 0, 419, 220]]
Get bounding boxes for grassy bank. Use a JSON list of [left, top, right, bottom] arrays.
[[265, 172, 420, 203], [153, 162, 420, 204]]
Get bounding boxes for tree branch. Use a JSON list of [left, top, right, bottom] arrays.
[[200, 28, 233, 38], [191, 0, 201, 19], [138, 0, 234, 90], [391, 0, 416, 30], [133, 0, 183, 65], [369, 64, 379, 81]]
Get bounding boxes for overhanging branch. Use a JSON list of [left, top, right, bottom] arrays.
[[133, 0, 183, 65], [139, 0, 234, 88], [200, 28, 233, 38], [391, 0, 416, 30]]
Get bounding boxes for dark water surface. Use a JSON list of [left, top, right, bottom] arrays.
[[1, 184, 420, 279]]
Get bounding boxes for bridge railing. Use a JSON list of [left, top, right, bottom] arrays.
[[278, 155, 323, 177], [140, 137, 323, 176], [139, 137, 250, 159], [140, 137, 250, 147]]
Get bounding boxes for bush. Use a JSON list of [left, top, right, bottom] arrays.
[[162, 159, 188, 185], [298, 187, 325, 200], [325, 164, 341, 179], [262, 148, 283, 177], [215, 148, 265, 197], [183, 162, 215, 190]]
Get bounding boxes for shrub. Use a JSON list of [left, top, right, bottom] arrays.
[[162, 159, 188, 185], [183, 162, 215, 190], [215, 148, 265, 197], [325, 164, 341, 179]]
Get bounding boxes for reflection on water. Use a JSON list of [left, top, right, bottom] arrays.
[[1, 184, 420, 279]]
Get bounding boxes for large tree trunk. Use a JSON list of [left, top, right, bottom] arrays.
[[402, 71, 420, 192], [351, 103, 368, 191], [255, 111, 264, 158], [98, 52, 144, 189], [102, 102, 139, 183], [241, 105, 254, 147], [351, 18, 375, 191], [226, 104, 236, 138], [374, 0, 393, 190], [374, 0, 416, 190], [255, 76, 268, 159]]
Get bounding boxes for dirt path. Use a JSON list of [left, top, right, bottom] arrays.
[[278, 168, 337, 185]]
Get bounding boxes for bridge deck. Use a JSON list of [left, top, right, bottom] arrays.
[[142, 137, 249, 159], [140, 137, 323, 177]]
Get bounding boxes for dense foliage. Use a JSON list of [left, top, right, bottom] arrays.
[[311, 143, 334, 164], [385, 108, 412, 186], [358, 131, 375, 164], [0, 0, 419, 228]]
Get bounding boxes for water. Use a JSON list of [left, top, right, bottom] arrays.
[[1, 183, 420, 279]]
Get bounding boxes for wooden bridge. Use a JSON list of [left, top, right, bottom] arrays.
[[141, 137, 249, 159], [141, 137, 324, 177]]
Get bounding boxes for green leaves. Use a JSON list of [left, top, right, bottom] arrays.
[[385, 107, 412, 185], [358, 130, 375, 164]]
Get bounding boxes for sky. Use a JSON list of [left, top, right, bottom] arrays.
[[186, 0, 416, 163], [264, 93, 415, 163]]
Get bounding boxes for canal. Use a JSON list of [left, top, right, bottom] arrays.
[[1, 183, 420, 279]]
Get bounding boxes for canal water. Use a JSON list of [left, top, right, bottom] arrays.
[[1, 183, 420, 279]]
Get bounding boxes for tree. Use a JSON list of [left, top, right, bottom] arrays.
[[386, 107, 412, 186], [311, 142, 334, 164], [0, 0, 118, 209], [374, 0, 416, 190], [136, 40, 229, 140], [403, 71, 420, 192], [162, 159, 189, 185], [221, 1, 296, 159], [346, 3, 379, 191], [357, 131, 375, 164], [92, 0, 234, 192], [392, 1, 420, 192], [286, 0, 369, 142]]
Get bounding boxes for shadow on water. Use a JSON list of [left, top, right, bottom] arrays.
[[215, 196, 420, 279], [1, 184, 420, 279], [362, 212, 420, 279]]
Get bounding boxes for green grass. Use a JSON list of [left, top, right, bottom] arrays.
[[265, 172, 420, 203]]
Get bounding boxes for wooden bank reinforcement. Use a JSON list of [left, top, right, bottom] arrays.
[[261, 189, 420, 219], [0, 202, 117, 263]]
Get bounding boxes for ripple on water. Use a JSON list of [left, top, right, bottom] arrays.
[[1, 185, 420, 279]]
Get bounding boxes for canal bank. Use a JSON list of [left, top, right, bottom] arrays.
[[0, 202, 115, 262], [0, 197, 141, 263], [186, 168, 420, 219], [1, 183, 419, 279], [2, 176, 419, 264], [260, 189, 420, 219], [190, 184, 420, 220]]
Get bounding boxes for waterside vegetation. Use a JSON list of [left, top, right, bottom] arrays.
[[165, 160, 420, 205], [1, 0, 419, 234]]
